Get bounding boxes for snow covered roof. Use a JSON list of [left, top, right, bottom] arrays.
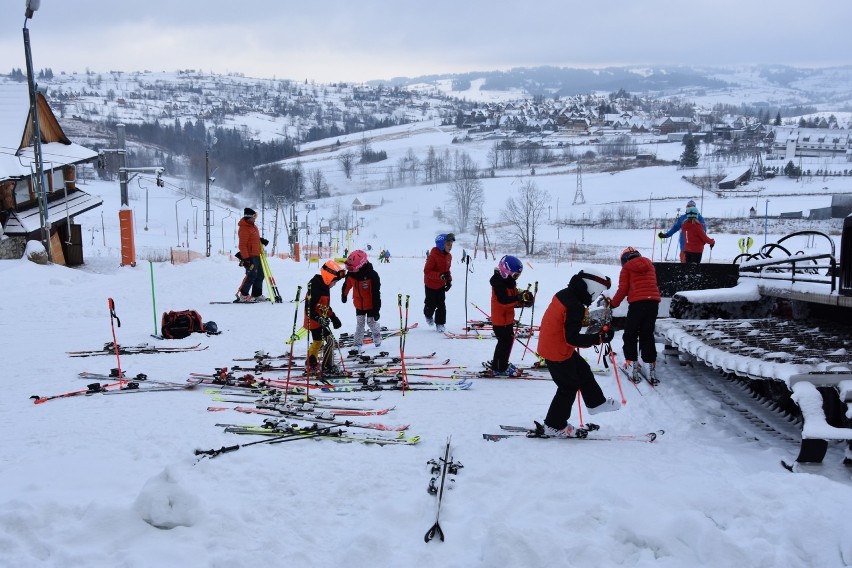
[[2, 189, 104, 235]]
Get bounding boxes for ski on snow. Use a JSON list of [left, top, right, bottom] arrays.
[[482, 422, 662, 442]]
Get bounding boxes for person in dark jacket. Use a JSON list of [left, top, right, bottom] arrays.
[[304, 260, 345, 375], [488, 255, 533, 376], [236, 208, 269, 302], [423, 233, 454, 332], [536, 269, 619, 437], [607, 248, 663, 384], [341, 249, 382, 353]]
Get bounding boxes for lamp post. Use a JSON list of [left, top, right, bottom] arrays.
[[262, 180, 270, 238], [22, 0, 51, 261], [205, 130, 217, 257], [764, 199, 770, 245]]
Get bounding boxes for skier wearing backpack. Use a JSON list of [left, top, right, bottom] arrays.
[[536, 269, 620, 438], [341, 250, 382, 353], [423, 233, 454, 332], [304, 260, 345, 374], [236, 208, 269, 303], [488, 255, 533, 376]]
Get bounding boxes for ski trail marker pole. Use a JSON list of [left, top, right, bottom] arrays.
[[149, 261, 159, 338], [284, 285, 302, 406]]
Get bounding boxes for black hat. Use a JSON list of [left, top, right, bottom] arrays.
[[244, 208, 257, 217]]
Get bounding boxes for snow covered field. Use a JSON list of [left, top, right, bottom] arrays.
[[2, 122, 852, 566]]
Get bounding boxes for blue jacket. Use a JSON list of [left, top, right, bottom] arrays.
[[662, 213, 706, 251]]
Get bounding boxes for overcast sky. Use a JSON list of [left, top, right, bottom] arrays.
[[1, 1, 849, 84]]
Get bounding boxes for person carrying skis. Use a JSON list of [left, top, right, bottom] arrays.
[[658, 200, 706, 263], [536, 269, 619, 437], [424, 233, 454, 332], [304, 260, 345, 374], [236, 208, 269, 302], [606, 247, 662, 385], [341, 249, 382, 353], [488, 255, 533, 376], [681, 207, 715, 263]]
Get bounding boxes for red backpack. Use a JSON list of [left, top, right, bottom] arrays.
[[161, 310, 204, 339]]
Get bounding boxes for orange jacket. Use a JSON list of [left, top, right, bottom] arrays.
[[536, 281, 600, 362], [610, 256, 661, 308], [304, 274, 337, 330], [342, 262, 381, 312], [238, 217, 261, 258]]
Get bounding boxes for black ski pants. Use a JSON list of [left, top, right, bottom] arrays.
[[491, 324, 514, 372], [423, 286, 447, 325], [239, 255, 264, 297], [544, 352, 605, 430], [621, 300, 659, 364]]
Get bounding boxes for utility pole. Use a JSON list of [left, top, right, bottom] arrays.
[[22, 2, 51, 260]]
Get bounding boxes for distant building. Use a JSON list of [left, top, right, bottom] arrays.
[[771, 126, 852, 161]]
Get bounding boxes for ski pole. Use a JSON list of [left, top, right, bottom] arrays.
[[108, 298, 125, 387], [402, 295, 410, 392], [520, 281, 538, 361], [194, 426, 335, 461], [462, 251, 471, 331], [149, 261, 159, 338], [576, 390, 585, 429], [607, 344, 628, 404], [284, 286, 302, 405], [664, 233, 673, 261]]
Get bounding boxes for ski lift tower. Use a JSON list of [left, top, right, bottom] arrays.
[[573, 159, 585, 205]]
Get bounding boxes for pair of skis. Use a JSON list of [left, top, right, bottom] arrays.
[[425, 437, 463, 543], [483, 422, 662, 443]]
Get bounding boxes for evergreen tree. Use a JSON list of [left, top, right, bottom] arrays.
[[774, 112, 782, 126], [680, 135, 699, 167]]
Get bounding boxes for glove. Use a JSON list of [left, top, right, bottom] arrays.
[[440, 272, 451, 283], [341, 291, 347, 303], [244, 261, 254, 272], [235, 251, 243, 261], [518, 290, 534, 307], [369, 310, 380, 322], [710, 240, 715, 249], [599, 326, 615, 344], [658, 232, 666, 239], [331, 315, 342, 329], [260, 238, 269, 246], [444, 282, 452, 292]]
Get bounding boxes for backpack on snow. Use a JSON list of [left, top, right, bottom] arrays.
[[161, 310, 204, 339]]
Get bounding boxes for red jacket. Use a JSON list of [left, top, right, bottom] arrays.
[[610, 256, 661, 308], [490, 271, 520, 326], [238, 217, 261, 258], [424, 247, 452, 290], [304, 274, 337, 331], [342, 262, 381, 312], [681, 219, 715, 253]]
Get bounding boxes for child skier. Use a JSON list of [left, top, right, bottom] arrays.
[[341, 249, 382, 353], [659, 200, 706, 263], [681, 207, 715, 263], [606, 247, 662, 385], [423, 233, 454, 332], [304, 260, 345, 375], [488, 255, 533, 376], [536, 269, 619, 437]]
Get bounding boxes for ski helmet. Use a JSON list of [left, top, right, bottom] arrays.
[[321, 260, 345, 285], [204, 321, 218, 334], [686, 206, 700, 219], [578, 269, 611, 299], [620, 247, 641, 266], [686, 200, 696, 208], [345, 249, 368, 272], [435, 233, 456, 250], [497, 255, 523, 279]]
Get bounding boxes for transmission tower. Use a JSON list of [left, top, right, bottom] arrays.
[[573, 159, 585, 205]]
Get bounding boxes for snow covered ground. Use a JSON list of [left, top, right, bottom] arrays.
[[2, 125, 852, 566]]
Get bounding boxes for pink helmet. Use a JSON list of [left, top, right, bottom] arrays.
[[345, 249, 368, 272]]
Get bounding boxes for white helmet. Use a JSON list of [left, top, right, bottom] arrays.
[[578, 269, 611, 299]]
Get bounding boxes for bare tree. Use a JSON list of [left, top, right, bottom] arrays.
[[486, 141, 500, 171], [500, 180, 550, 255], [448, 151, 483, 233], [308, 168, 328, 199], [338, 150, 355, 180]]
